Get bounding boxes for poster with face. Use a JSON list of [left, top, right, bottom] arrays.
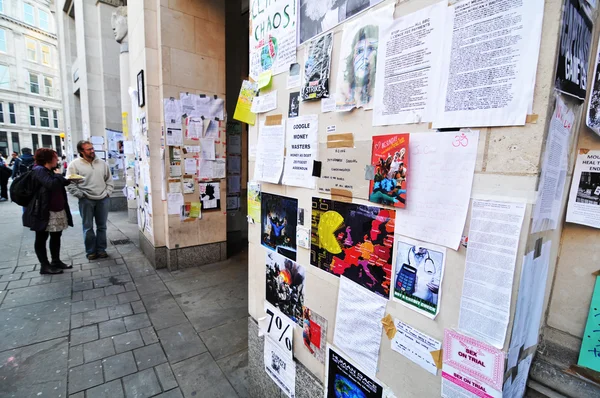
[[369, 134, 409, 208], [310, 197, 395, 298], [261, 192, 298, 261], [301, 32, 333, 101], [266, 251, 305, 326], [199, 182, 221, 210]]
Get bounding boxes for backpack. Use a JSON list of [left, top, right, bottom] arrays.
[[10, 171, 37, 206], [17, 157, 34, 176]]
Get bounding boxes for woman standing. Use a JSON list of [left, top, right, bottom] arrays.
[[24, 148, 75, 274]]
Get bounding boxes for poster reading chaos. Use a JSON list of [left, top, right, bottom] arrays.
[[310, 197, 395, 298], [301, 32, 333, 101], [266, 251, 305, 326], [369, 134, 409, 208], [249, 0, 297, 81], [261, 192, 298, 261], [325, 346, 384, 398]]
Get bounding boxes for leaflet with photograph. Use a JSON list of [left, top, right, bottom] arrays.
[[265, 251, 305, 326], [566, 150, 600, 228], [369, 134, 409, 208], [302, 306, 327, 363], [587, 39, 600, 135], [301, 32, 333, 101], [325, 345, 384, 398]]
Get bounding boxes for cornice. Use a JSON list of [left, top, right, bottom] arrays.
[[0, 13, 57, 40]]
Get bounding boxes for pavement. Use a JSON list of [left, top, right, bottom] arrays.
[[0, 197, 249, 398]]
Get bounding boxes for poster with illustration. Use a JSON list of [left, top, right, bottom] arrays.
[[302, 306, 327, 363], [369, 134, 409, 208], [301, 32, 333, 101], [233, 80, 259, 125], [310, 197, 395, 298], [266, 251, 305, 326], [248, 181, 261, 223], [325, 346, 384, 398], [335, 5, 392, 111], [199, 182, 220, 211], [262, 192, 298, 261], [393, 236, 446, 319]]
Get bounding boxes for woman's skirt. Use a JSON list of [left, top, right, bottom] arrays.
[[46, 210, 69, 232]]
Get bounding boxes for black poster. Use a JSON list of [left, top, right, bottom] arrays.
[[326, 347, 383, 398], [556, 0, 593, 100], [261, 192, 298, 261], [289, 92, 300, 118], [301, 32, 333, 101]]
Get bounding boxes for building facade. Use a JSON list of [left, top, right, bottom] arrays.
[[0, 0, 64, 158]]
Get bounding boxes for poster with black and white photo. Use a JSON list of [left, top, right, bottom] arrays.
[[298, 0, 384, 44], [300, 32, 333, 101], [556, 0, 593, 100], [325, 346, 384, 398], [587, 40, 600, 135], [288, 92, 300, 118]]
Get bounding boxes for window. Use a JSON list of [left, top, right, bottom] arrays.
[[29, 72, 39, 94], [38, 10, 49, 31], [41, 44, 50, 65], [26, 38, 37, 62], [0, 132, 7, 157], [0, 0, 4, 14], [8, 103, 15, 124], [40, 108, 49, 127], [0, 65, 8, 89], [54, 135, 61, 156], [23, 3, 35, 25], [0, 29, 6, 53], [0, 103, 3, 123], [11, 132, 20, 154], [44, 76, 52, 97], [32, 134, 38, 151], [29, 106, 35, 126], [41, 134, 52, 148], [53, 110, 58, 128]]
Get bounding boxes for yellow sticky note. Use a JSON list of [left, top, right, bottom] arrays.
[[258, 70, 272, 89]]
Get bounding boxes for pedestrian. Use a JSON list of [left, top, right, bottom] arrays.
[[8, 151, 18, 168], [0, 153, 11, 201], [60, 155, 68, 176], [67, 140, 114, 260], [23, 148, 76, 274], [12, 148, 35, 179]]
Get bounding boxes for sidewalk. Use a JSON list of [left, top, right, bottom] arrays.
[[0, 197, 248, 398]]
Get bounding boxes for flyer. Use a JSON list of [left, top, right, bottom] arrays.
[[264, 336, 296, 398], [254, 120, 285, 184], [369, 134, 409, 208], [261, 192, 298, 261], [247, 181, 261, 223], [301, 32, 333, 101], [262, 301, 295, 358], [566, 150, 600, 228], [392, 236, 445, 319], [310, 197, 395, 299], [265, 250, 305, 326], [302, 306, 327, 364], [317, 140, 372, 200], [182, 176, 195, 194], [282, 115, 318, 189], [391, 319, 441, 375], [588, 36, 600, 135], [233, 80, 258, 125], [199, 181, 220, 211], [325, 345, 384, 398], [441, 330, 505, 398]]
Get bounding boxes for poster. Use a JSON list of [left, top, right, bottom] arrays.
[[251, 90, 278, 114], [254, 120, 285, 184], [433, 0, 544, 128], [566, 150, 600, 228], [334, 5, 393, 111], [503, 354, 533, 398], [301, 32, 333, 101], [556, 0, 593, 100], [458, 200, 526, 349], [248, 181, 261, 223], [265, 251, 305, 326], [325, 345, 384, 398], [163, 98, 182, 129], [298, 0, 384, 44], [578, 275, 600, 372], [199, 181, 221, 211], [372, 1, 445, 126], [183, 176, 195, 194], [287, 63, 301, 89], [317, 140, 372, 200], [310, 197, 395, 298], [166, 128, 183, 146], [186, 117, 203, 140], [249, 0, 297, 81], [369, 134, 409, 208], [262, 192, 298, 261], [392, 236, 445, 319], [442, 330, 505, 398], [588, 39, 600, 135], [264, 336, 296, 398], [391, 319, 441, 376], [262, 301, 295, 357], [395, 131, 478, 250], [233, 80, 259, 125], [302, 306, 327, 363], [282, 115, 319, 188], [288, 92, 300, 118]]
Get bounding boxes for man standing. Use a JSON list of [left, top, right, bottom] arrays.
[[11, 148, 35, 178], [67, 140, 114, 260], [0, 153, 10, 201]]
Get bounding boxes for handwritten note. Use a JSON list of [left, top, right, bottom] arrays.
[[395, 131, 479, 250], [579, 276, 600, 372]]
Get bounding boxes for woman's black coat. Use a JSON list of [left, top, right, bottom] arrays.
[[23, 165, 73, 232]]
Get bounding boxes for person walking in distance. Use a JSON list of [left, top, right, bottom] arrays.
[[12, 148, 35, 179], [67, 140, 114, 260]]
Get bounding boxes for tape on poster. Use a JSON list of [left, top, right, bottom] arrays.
[[381, 314, 396, 340], [430, 349, 443, 369], [265, 114, 283, 126], [526, 114, 539, 124], [330, 188, 353, 202], [326, 133, 354, 148]]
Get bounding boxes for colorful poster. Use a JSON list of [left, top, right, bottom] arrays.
[[578, 275, 600, 372], [393, 237, 445, 319], [301, 32, 333, 101], [441, 330, 505, 398], [248, 181, 261, 223], [199, 181, 220, 211], [302, 306, 327, 363], [369, 134, 409, 208], [265, 251, 305, 326], [262, 192, 298, 261], [233, 80, 258, 125], [310, 197, 395, 298], [325, 346, 384, 398]]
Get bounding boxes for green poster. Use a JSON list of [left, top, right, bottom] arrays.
[[578, 276, 600, 372]]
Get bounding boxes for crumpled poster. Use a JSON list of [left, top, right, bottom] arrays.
[[301, 32, 333, 101]]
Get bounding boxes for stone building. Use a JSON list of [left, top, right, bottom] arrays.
[[0, 0, 64, 157]]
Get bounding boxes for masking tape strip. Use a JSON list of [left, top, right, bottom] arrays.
[[428, 122, 433, 129], [381, 314, 396, 340], [580, 148, 590, 155], [525, 114, 539, 124], [327, 133, 354, 148], [330, 188, 353, 202], [265, 114, 282, 126], [430, 349, 443, 370]]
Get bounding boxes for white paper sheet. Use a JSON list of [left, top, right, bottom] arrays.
[[373, 2, 445, 126], [321, 97, 336, 113], [251, 90, 278, 114], [213, 159, 226, 179], [184, 145, 200, 154], [90, 136, 104, 145], [210, 97, 225, 120], [168, 180, 181, 193], [169, 162, 182, 177], [333, 276, 387, 376], [186, 117, 203, 140], [166, 128, 183, 146], [205, 120, 219, 138], [264, 336, 296, 398], [123, 141, 134, 155], [287, 63, 301, 89], [199, 138, 215, 160], [254, 121, 285, 184], [163, 98, 182, 129], [282, 115, 318, 189], [532, 97, 573, 233], [458, 200, 526, 349], [507, 241, 551, 369], [180, 92, 196, 116], [167, 193, 184, 215], [395, 131, 479, 250], [184, 158, 197, 174], [503, 354, 533, 398], [433, 0, 544, 128], [261, 301, 295, 358], [391, 319, 441, 375], [566, 150, 600, 228], [182, 176, 195, 194]]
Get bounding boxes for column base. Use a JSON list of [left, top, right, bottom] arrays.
[[127, 208, 137, 224], [108, 195, 127, 211]]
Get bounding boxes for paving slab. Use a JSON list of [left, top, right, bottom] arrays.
[[157, 322, 207, 363], [112, 330, 145, 353], [102, 351, 138, 381], [172, 352, 238, 398], [122, 368, 162, 397], [1, 281, 71, 308], [68, 360, 104, 394], [199, 317, 248, 360], [133, 342, 168, 370]]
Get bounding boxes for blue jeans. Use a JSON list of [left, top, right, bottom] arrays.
[[79, 196, 109, 255]]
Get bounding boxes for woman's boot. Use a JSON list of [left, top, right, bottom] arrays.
[[39, 262, 64, 275]]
